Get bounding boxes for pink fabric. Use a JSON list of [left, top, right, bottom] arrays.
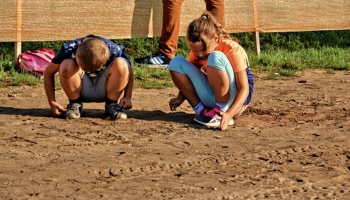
[[17, 48, 56, 78], [200, 105, 221, 117]]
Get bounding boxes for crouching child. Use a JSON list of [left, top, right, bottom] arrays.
[[44, 34, 134, 120]]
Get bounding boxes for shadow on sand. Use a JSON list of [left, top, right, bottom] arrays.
[[0, 106, 197, 125]]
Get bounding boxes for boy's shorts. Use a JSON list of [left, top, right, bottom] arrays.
[[80, 57, 130, 102]]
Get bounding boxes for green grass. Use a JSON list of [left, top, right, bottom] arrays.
[[265, 73, 281, 80], [1, 30, 350, 88], [326, 69, 335, 74], [248, 47, 350, 72], [134, 66, 174, 89], [0, 70, 42, 87]]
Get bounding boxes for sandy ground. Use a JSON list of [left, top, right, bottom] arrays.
[[0, 69, 349, 200]]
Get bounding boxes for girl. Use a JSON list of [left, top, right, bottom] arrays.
[[168, 11, 254, 130]]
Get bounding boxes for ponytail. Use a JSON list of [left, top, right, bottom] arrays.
[[187, 11, 236, 48]]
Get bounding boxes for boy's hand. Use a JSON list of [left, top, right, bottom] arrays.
[[50, 102, 66, 116], [169, 97, 184, 111], [119, 97, 132, 110]]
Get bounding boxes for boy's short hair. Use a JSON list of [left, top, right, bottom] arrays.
[[76, 38, 110, 72]]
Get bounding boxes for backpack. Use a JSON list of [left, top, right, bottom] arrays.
[[17, 48, 56, 78]]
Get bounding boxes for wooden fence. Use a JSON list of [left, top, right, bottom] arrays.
[[1, 0, 350, 59]]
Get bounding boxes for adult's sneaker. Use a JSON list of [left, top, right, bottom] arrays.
[[194, 105, 234, 128], [134, 52, 171, 69], [64, 102, 83, 119], [105, 103, 127, 120]]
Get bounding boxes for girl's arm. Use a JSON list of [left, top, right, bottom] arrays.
[[226, 69, 249, 118], [169, 91, 186, 111]]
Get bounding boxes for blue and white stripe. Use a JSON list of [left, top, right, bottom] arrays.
[[149, 55, 166, 65]]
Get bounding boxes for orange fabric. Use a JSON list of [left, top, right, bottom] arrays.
[[187, 39, 249, 73]]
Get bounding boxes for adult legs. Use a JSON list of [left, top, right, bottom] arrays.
[[205, 0, 225, 26], [156, 0, 224, 60], [158, 0, 184, 59]]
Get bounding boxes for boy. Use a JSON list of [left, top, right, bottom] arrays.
[[44, 34, 134, 120]]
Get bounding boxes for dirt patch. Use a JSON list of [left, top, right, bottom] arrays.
[[0, 69, 349, 199]]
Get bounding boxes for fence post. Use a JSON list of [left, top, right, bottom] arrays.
[[253, 31, 260, 55], [15, 0, 22, 62], [252, 0, 260, 55], [14, 42, 22, 63]]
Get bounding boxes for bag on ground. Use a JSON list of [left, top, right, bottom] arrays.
[[17, 48, 56, 78]]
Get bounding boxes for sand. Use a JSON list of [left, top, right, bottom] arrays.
[[0, 69, 349, 199]]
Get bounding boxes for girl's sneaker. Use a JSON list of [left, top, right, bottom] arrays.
[[194, 105, 234, 127], [64, 102, 83, 119], [105, 103, 127, 120]]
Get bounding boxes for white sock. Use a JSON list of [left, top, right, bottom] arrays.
[[193, 102, 204, 115], [216, 102, 229, 112]]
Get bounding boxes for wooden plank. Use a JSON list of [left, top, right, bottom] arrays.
[[252, 0, 260, 55], [253, 31, 260, 56], [15, 0, 22, 61]]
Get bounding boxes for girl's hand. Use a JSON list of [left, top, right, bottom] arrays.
[[119, 97, 132, 110], [50, 102, 66, 116], [169, 97, 184, 111], [219, 111, 231, 131]]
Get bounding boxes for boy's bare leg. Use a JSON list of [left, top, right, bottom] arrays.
[[106, 58, 130, 101], [59, 59, 83, 100]]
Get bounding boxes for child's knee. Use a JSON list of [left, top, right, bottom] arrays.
[[59, 59, 80, 78], [109, 58, 129, 74], [168, 56, 187, 71]]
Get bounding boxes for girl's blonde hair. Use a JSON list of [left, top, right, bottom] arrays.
[[76, 38, 110, 72], [186, 11, 238, 49]]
